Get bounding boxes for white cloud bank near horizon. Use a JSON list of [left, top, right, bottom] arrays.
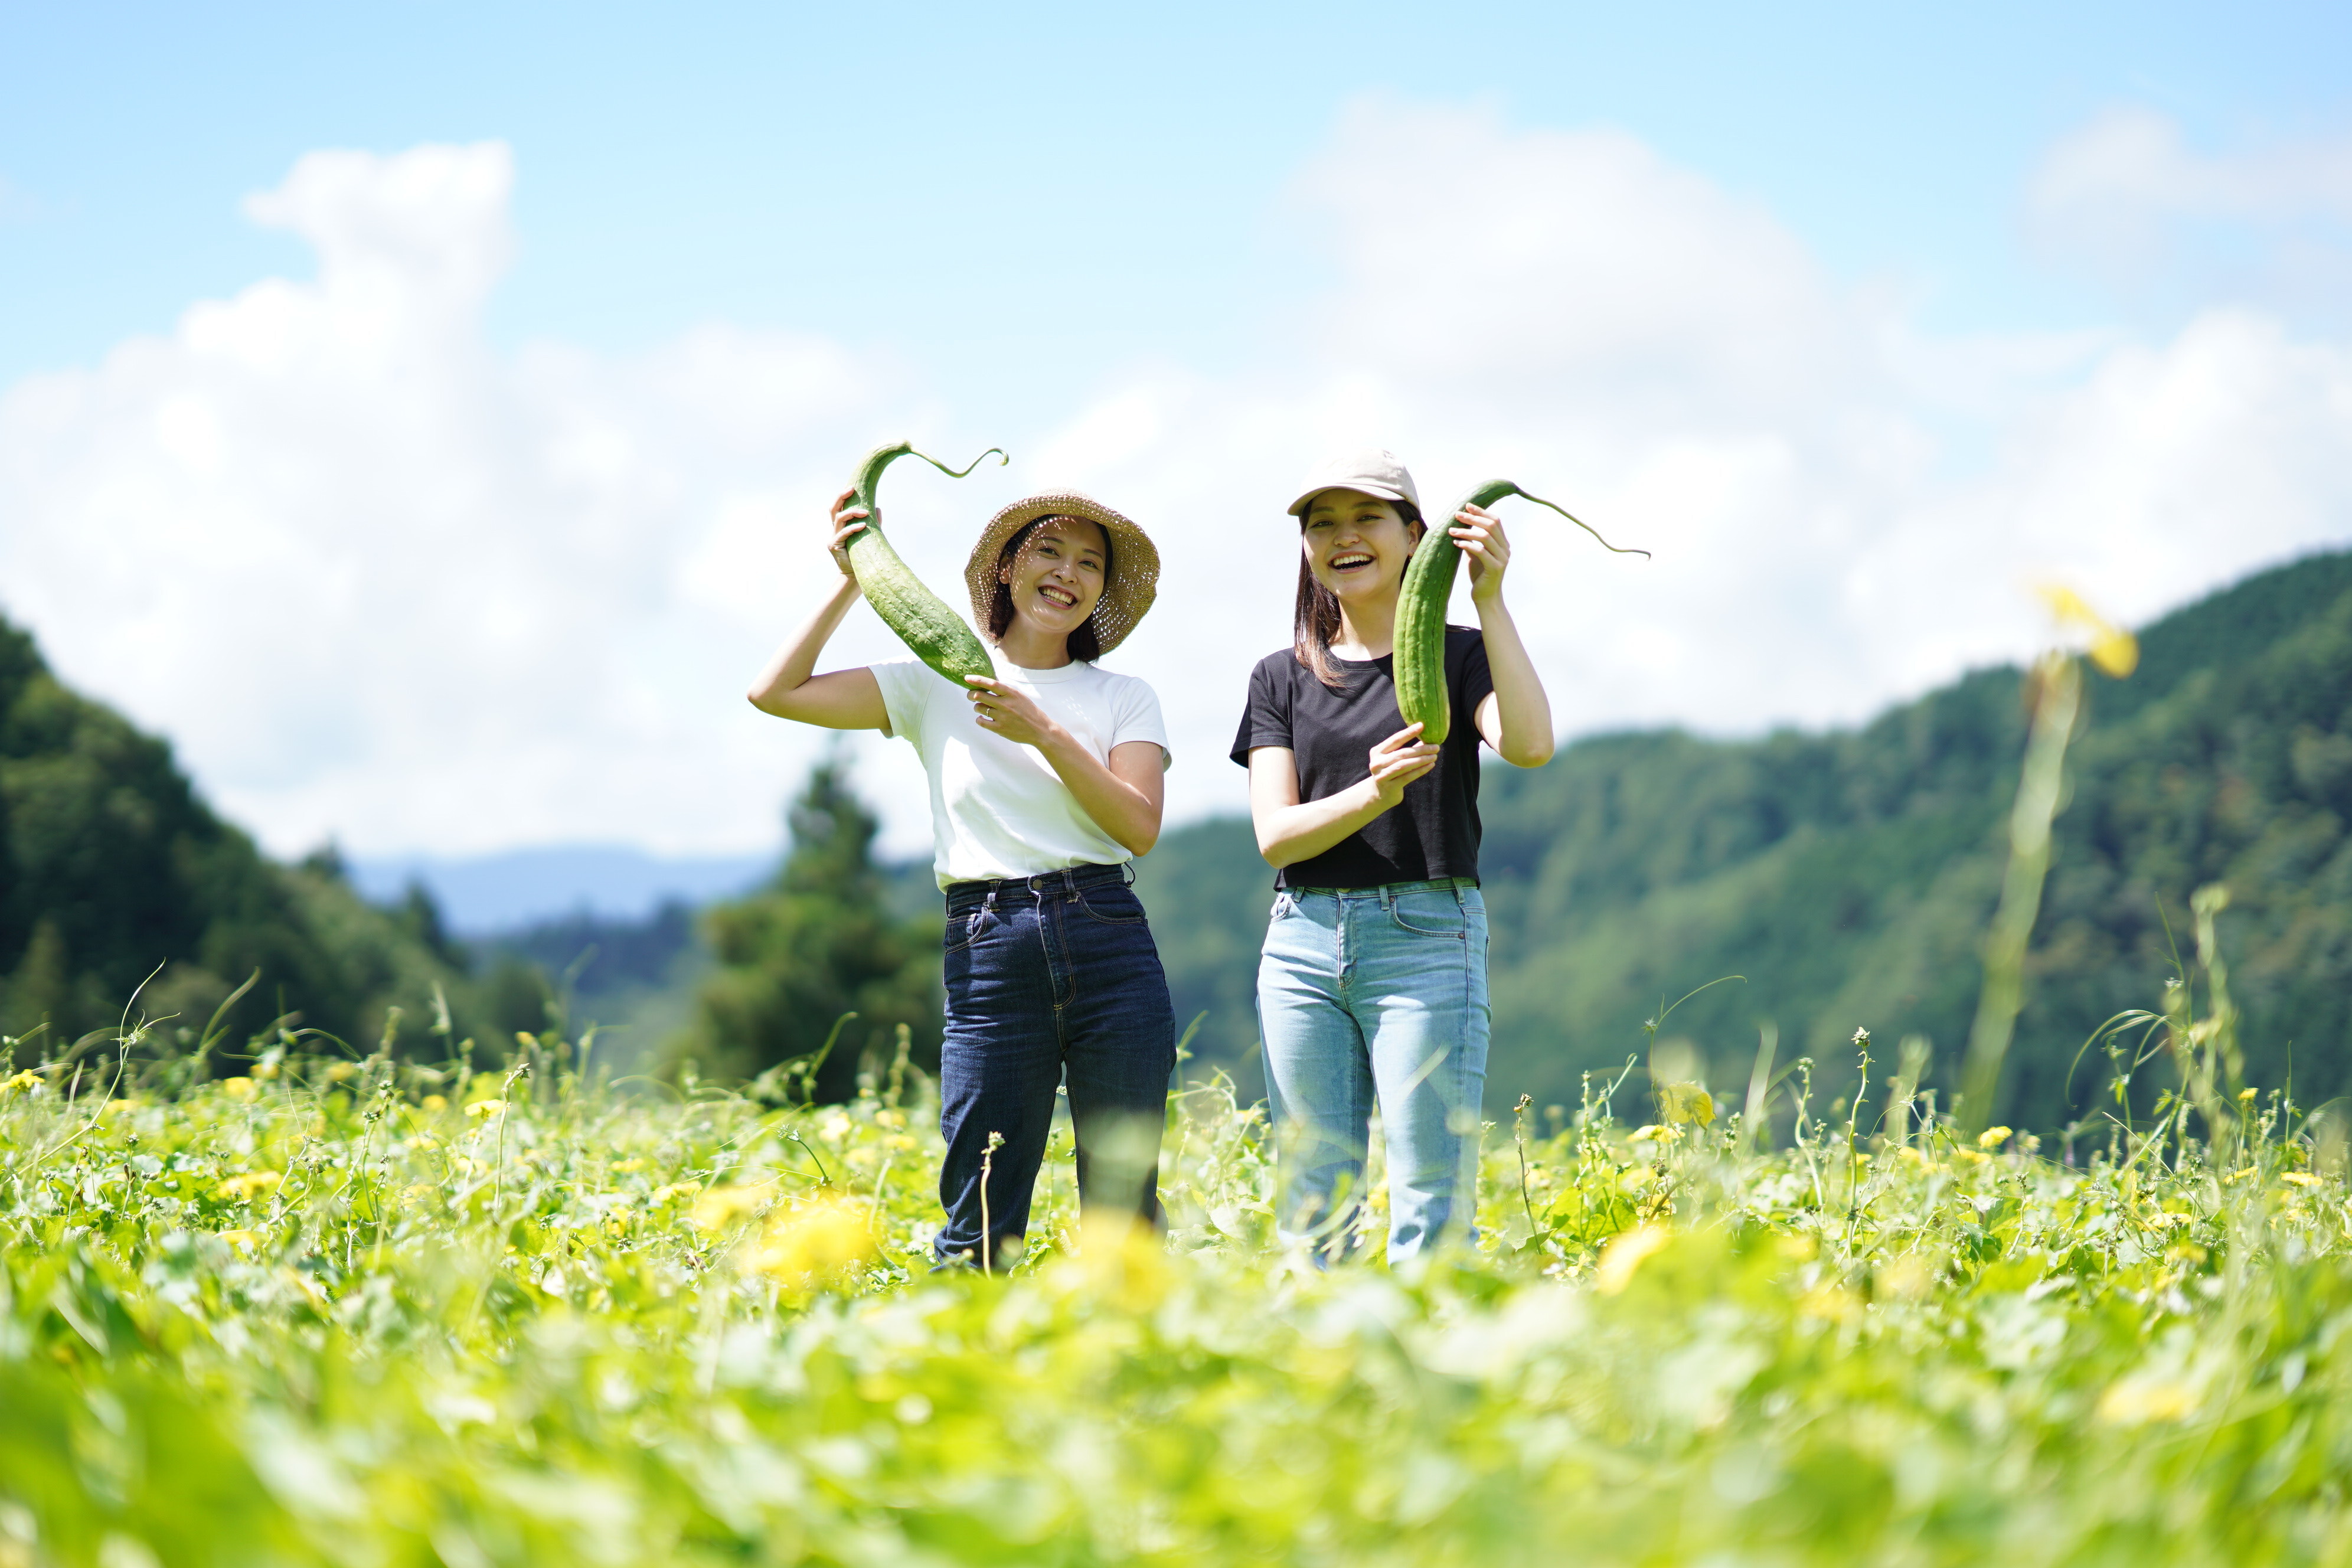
[[5, 101, 2351, 863]]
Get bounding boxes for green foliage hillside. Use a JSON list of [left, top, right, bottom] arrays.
[[0, 611, 495, 1057], [1142, 550, 2352, 1131]]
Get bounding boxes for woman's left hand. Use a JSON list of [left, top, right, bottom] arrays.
[[1452, 504, 1512, 600], [965, 677, 1059, 748]]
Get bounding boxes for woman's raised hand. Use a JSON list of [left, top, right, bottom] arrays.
[[1366, 722, 1441, 806], [827, 487, 870, 580], [1452, 503, 1513, 601]]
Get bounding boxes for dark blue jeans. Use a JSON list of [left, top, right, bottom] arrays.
[[935, 864, 1175, 1268]]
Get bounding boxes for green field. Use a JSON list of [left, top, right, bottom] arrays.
[[6, 937, 2351, 1568]]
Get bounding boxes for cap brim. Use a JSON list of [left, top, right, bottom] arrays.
[[1286, 482, 1413, 517]]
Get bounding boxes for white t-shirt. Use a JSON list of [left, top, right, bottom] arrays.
[[871, 658, 1171, 890]]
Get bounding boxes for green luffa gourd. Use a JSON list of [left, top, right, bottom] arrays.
[[842, 442, 1007, 688], [1393, 481, 1649, 744]]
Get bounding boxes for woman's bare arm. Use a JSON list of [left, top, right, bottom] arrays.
[[1448, 505, 1553, 767], [746, 499, 890, 730], [1246, 729, 1438, 870]]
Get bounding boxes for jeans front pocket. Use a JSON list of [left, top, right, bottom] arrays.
[[1075, 883, 1149, 926], [1388, 889, 1469, 939], [943, 906, 989, 953]]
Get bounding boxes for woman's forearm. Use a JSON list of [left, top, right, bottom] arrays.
[[1253, 780, 1388, 868], [747, 577, 889, 730], [749, 577, 858, 710], [1474, 592, 1555, 767], [1035, 732, 1164, 855]]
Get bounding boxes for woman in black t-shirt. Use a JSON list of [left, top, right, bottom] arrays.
[[1230, 448, 1556, 1264]]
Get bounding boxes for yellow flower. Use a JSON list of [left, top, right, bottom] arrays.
[[463, 1100, 506, 1119], [2035, 583, 2139, 678], [217, 1170, 284, 1201], [1595, 1224, 1672, 1295], [217, 1229, 262, 1250], [323, 1062, 357, 1083], [2098, 1378, 2196, 1425], [652, 1180, 703, 1204], [1798, 1285, 1863, 1323], [746, 1197, 878, 1292], [421, 1094, 448, 1113], [1656, 1082, 1714, 1128], [2281, 1172, 2322, 1188], [692, 1184, 765, 1231], [874, 1109, 907, 1131], [883, 1134, 918, 1154], [1978, 1126, 2013, 1149], [613, 1158, 648, 1173], [1, 1069, 44, 1098]]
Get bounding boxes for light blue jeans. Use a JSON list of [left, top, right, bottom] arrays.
[[1256, 879, 1490, 1265]]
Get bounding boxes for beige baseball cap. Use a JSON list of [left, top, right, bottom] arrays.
[[1285, 448, 1422, 518]]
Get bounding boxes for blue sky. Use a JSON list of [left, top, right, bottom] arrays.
[[7, 2, 2344, 387], [4, 2, 2350, 865]]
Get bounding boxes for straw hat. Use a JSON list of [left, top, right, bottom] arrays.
[[964, 492, 1159, 656]]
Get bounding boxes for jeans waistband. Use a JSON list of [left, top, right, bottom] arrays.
[[946, 861, 1132, 914], [1285, 876, 1479, 898]]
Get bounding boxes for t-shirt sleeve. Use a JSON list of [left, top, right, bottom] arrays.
[[1452, 629, 1497, 740], [1230, 654, 1295, 767], [868, 659, 933, 744], [1108, 673, 1173, 770]]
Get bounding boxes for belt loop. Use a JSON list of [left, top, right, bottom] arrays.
[[1452, 880, 1466, 910]]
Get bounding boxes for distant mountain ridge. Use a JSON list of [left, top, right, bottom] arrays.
[[351, 846, 772, 934], [1136, 548, 2352, 1131]]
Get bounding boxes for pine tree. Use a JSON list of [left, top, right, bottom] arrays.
[[684, 756, 939, 1100]]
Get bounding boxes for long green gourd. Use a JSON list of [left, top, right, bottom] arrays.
[[843, 441, 1008, 688], [1393, 482, 1649, 744]]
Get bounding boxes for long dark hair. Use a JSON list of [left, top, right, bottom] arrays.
[[987, 516, 1109, 662], [1292, 499, 1422, 687]]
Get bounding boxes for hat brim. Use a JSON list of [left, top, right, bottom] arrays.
[[1286, 482, 1415, 517], [964, 492, 1159, 657]]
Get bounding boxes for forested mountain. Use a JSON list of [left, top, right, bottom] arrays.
[[0, 613, 520, 1057], [15, 544, 2352, 1131], [1138, 550, 2352, 1132]]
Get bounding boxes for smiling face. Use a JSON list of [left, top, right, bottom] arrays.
[[998, 515, 1109, 640], [1301, 488, 1421, 605]]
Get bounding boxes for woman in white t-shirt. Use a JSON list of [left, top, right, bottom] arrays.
[[747, 488, 1175, 1269]]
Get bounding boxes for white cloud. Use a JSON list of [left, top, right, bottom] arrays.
[[2027, 106, 2352, 301], [0, 142, 974, 858], [1034, 103, 2352, 784], [5, 109, 2351, 868]]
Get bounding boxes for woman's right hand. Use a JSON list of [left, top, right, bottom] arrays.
[[1366, 723, 1440, 807], [827, 487, 870, 580]]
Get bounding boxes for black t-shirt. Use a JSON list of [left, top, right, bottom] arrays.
[[1229, 628, 1496, 890]]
